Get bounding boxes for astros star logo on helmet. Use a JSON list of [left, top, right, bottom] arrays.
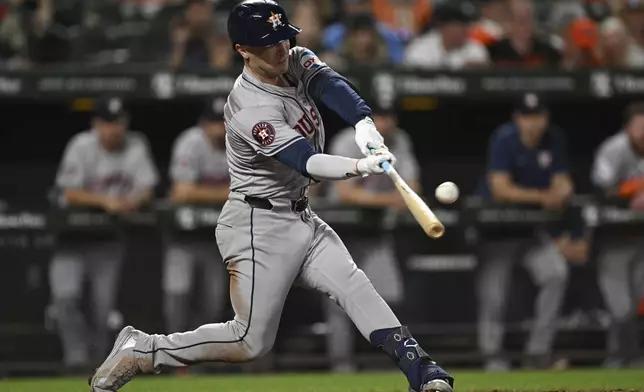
[[267, 11, 283, 30]]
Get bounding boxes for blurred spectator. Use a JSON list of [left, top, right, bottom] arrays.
[[470, 0, 510, 46], [486, 0, 561, 68], [404, 0, 490, 70], [591, 102, 644, 368], [80, 0, 180, 65], [49, 97, 159, 370], [618, 0, 644, 50], [0, 0, 73, 68], [321, 13, 391, 70], [583, 0, 613, 23], [289, 0, 325, 52], [560, 17, 602, 69], [321, 4, 406, 65], [475, 93, 573, 371], [547, 0, 587, 32], [0, 0, 31, 67], [351, 0, 434, 38], [169, 0, 231, 70], [325, 100, 418, 373], [599, 16, 644, 68]]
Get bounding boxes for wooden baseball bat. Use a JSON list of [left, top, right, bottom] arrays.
[[373, 152, 445, 239]]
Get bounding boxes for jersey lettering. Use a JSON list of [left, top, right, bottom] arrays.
[[310, 107, 320, 127], [294, 108, 320, 138]]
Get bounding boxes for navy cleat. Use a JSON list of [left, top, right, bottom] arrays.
[[410, 361, 454, 392], [370, 326, 455, 392]]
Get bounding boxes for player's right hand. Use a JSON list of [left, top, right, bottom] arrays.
[[355, 117, 385, 156], [357, 152, 396, 175]]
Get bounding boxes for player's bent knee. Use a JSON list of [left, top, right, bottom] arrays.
[[219, 321, 275, 363]]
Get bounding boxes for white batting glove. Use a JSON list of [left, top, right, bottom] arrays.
[[355, 117, 385, 156], [356, 152, 396, 175]]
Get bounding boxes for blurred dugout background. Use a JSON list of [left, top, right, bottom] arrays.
[[0, 0, 643, 378]]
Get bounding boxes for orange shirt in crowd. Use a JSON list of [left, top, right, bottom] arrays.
[[470, 19, 504, 46], [567, 17, 603, 67], [371, 0, 433, 35]]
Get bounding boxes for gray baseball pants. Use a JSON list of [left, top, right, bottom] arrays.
[[162, 240, 227, 332], [596, 234, 644, 365], [135, 191, 400, 367], [49, 242, 123, 366], [324, 235, 404, 371], [477, 231, 569, 360]]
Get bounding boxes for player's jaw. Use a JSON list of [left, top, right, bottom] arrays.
[[515, 113, 547, 147], [95, 119, 127, 151], [238, 40, 290, 84], [627, 115, 644, 154]]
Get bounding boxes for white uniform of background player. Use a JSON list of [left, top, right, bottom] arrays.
[[326, 103, 421, 372], [163, 97, 230, 336], [591, 102, 644, 367], [51, 97, 158, 369]]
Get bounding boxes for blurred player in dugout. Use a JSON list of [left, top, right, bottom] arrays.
[[163, 96, 229, 335], [476, 92, 588, 371], [50, 97, 159, 369], [325, 100, 420, 372], [591, 102, 644, 368]]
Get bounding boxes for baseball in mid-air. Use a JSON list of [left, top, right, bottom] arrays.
[[435, 182, 459, 204]]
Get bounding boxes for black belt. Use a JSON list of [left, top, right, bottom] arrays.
[[244, 195, 309, 213]]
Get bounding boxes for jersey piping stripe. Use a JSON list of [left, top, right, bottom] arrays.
[[258, 134, 304, 157], [302, 66, 327, 97], [133, 208, 256, 355]]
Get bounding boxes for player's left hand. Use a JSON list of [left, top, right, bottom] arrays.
[[355, 117, 385, 156]]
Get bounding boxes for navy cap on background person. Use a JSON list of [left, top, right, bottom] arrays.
[[434, 0, 478, 24], [514, 92, 548, 115], [371, 99, 399, 116], [94, 96, 128, 122], [201, 96, 227, 122]]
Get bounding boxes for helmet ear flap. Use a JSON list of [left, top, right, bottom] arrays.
[[289, 37, 296, 48]]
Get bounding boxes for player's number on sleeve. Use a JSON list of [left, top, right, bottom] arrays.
[[294, 108, 320, 138]]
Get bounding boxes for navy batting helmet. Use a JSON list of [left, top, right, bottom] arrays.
[[228, 0, 301, 50]]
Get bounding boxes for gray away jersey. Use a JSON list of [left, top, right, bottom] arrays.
[[224, 46, 327, 199], [327, 127, 420, 202], [170, 127, 229, 186], [591, 132, 644, 189], [55, 130, 159, 202]]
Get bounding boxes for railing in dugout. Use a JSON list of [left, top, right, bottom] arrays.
[[0, 68, 639, 99]]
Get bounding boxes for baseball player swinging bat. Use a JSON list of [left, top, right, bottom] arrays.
[[89, 1, 455, 391], [371, 148, 445, 239]]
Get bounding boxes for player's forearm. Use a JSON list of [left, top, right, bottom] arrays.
[[63, 189, 108, 208], [171, 185, 229, 204], [491, 184, 544, 205], [305, 154, 359, 181], [170, 46, 186, 68], [550, 174, 574, 197], [338, 186, 396, 207], [128, 189, 153, 207]]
